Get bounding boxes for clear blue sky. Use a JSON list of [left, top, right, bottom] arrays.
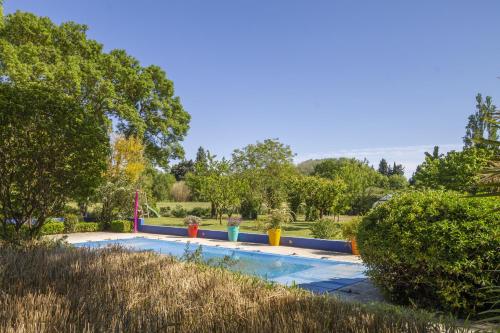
[[5, 1, 500, 175]]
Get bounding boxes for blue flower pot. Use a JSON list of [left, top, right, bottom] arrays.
[[227, 226, 239, 242]]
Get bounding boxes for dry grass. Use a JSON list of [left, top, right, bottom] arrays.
[[0, 242, 468, 333]]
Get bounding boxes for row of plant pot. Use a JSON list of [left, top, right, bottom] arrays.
[[184, 215, 282, 245], [183, 211, 360, 254]]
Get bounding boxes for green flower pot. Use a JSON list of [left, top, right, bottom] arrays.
[[227, 226, 239, 242]]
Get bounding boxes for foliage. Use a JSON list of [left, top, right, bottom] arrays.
[[195, 146, 209, 169], [110, 220, 132, 233], [227, 217, 242, 227], [265, 207, 292, 230], [313, 158, 388, 214], [95, 178, 134, 227], [296, 159, 323, 175], [0, 84, 109, 240], [412, 147, 492, 193], [40, 221, 65, 235], [95, 136, 146, 227], [188, 207, 211, 218], [160, 205, 210, 218], [232, 139, 296, 209], [184, 215, 201, 226], [378, 159, 405, 176], [188, 158, 243, 223], [340, 217, 361, 240], [0, 10, 190, 168], [63, 214, 79, 233], [284, 176, 305, 221], [159, 206, 171, 217], [357, 190, 500, 316], [109, 136, 145, 184], [239, 193, 261, 220], [0, 244, 468, 332], [171, 160, 195, 181], [170, 181, 191, 202], [140, 166, 176, 203], [302, 176, 346, 220], [310, 219, 342, 239], [378, 158, 390, 176], [388, 174, 408, 190], [464, 94, 498, 150], [74, 222, 101, 233], [476, 108, 500, 195], [171, 205, 188, 218]]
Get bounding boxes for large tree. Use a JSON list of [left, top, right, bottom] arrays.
[[187, 158, 243, 223], [170, 160, 195, 181], [232, 139, 296, 210], [0, 10, 190, 168], [302, 176, 346, 220], [313, 158, 387, 214], [96, 136, 146, 225], [0, 84, 109, 240]]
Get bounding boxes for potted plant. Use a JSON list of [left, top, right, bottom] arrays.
[[341, 217, 361, 255], [227, 217, 241, 241], [265, 207, 291, 246], [184, 215, 201, 238]]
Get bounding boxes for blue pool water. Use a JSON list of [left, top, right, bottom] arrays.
[[74, 237, 366, 293]]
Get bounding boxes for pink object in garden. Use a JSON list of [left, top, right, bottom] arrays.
[[133, 190, 139, 233]]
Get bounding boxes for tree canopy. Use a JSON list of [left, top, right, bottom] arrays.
[[0, 10, 190, 168], [0, 84, 109, 239], [232, 139, 297, 209], [411, 147, 492, 193], [464, 94, 498, 150]]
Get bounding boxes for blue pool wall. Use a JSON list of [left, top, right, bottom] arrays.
[[137, 219, 353, 254]]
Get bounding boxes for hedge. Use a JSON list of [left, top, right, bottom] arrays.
[[357, 189, 500, 317], [40, 221, 65, 235], [110, 220, 132, 233], [63, 213, 79, 233], [75, 222, 101, 233]]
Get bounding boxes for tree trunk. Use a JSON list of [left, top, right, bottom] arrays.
[[211, 202, 216, 218]]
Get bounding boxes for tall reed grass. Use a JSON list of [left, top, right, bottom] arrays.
[[0, 242, 469, 332]]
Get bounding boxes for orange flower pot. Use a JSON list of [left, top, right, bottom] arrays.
[[187, 224, 199, 238], [350, 238, 360, 255]]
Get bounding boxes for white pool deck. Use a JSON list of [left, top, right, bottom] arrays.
[[53, 232, 383, 302]]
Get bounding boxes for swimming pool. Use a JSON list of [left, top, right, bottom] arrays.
[[74, 237, 366, 293]]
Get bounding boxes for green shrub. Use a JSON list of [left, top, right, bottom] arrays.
[[40, 221, 65, 235], [265, 207, 292, 230], [172, 205, 187, 218], [63, 213, 79, 233], [357, 189, 500, 317], [240, 198, 259, 220], [188, 207, 211, 218], [75, 222, 101, 233], [110, 220, 132, 233], [0, 224, 30, 240], [159, 206, 171, 217], [310, 219, 342, 239], [340, 217, 361, 240]]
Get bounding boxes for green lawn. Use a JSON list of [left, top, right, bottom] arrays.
[[144, 215, 357, 239]]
